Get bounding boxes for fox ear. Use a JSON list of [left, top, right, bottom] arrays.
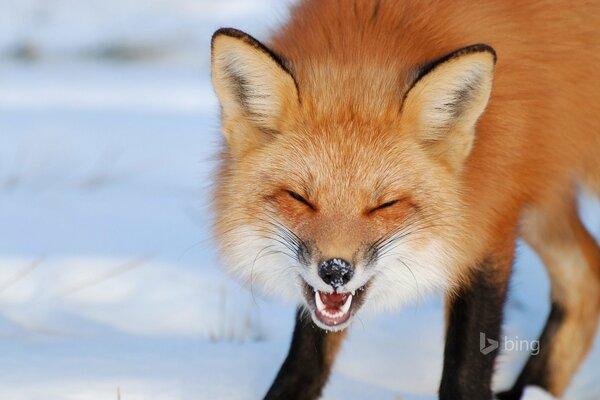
[[211, 28, 299, 149], [401, 45, 496, 171]]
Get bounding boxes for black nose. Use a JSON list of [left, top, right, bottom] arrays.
[[318, 258, 354, 289]]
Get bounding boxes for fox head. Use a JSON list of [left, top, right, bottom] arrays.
[[210, 28, 495, 330]]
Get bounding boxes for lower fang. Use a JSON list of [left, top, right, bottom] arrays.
[[341, 294, 353, 314]]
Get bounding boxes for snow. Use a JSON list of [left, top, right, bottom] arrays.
[[521, 387, 558, 400], [1, 1, 599, 399]]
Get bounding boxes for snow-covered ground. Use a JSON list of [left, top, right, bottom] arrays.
[[0, 1, 599, 399]]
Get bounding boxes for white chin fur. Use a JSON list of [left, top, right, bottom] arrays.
[[220, 228, 304, 303], [361, 238, 452, 313], [222, 226, 453, 316]]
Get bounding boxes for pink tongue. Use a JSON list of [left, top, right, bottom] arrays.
[[319, 291, 349, 308]]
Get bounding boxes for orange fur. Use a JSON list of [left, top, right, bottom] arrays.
[[211, 0, 600, 395], [265, 0, 600, 261]]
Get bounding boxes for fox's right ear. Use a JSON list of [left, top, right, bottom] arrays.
[[211, 28, 299, 151]]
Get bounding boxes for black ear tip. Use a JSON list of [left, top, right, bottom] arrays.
[[210, 27, 293, 78], [210, 28, 271, 57], [445, 43, 497, 65], [212, 27, 247, 40], [469, 43, 497, 64], [211, 27, 249, 48], [415, 43, 497, 83]]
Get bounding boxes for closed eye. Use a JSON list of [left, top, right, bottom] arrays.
[[369, 200, 399, 213], [287, 190, 315, 210]]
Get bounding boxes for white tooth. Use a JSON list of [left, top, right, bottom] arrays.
[[351, 290, 356, 296], [315, 291, 326, 312], [341, 294, 353, 314]]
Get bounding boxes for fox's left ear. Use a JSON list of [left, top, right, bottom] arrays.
[[401, 45, 496, 171], [211, 28, 299, 153]]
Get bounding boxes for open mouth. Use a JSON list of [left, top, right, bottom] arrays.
[[303, 283, 368, 329]]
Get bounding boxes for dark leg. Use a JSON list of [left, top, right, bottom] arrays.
[[498, 199, 600, 399], [264, 307, 346, 400], [439, 255, 512, 400], [496, 302, 565, 400]]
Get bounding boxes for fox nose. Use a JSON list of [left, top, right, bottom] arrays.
[[318, 258, 354, 289]]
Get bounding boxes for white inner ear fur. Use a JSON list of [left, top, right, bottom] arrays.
[[211, 33, 298, 133], [401, 51, 495, 169]]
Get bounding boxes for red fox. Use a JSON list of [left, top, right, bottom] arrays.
[[210, 0, 600, 398]]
